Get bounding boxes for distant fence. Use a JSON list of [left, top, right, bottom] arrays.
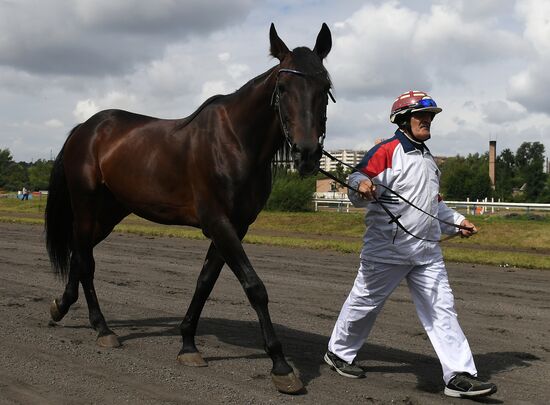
[[0, 191, 47, 200], [313, 197, 550, 214], [445, 199, 550, 215]]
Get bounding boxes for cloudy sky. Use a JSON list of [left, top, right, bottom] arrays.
[[1, 0, 549, 162]]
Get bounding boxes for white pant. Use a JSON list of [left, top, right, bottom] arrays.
[[328, 259, 477, 384]]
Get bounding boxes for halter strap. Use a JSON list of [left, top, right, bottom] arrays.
[[271, 68, 335, 150]]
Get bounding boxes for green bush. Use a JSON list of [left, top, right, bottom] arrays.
[[265, 170, 316, 212]]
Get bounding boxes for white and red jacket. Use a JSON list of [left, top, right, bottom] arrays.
[[348, 129, 464, 265]]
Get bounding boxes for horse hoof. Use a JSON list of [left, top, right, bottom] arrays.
[[50, 299, 64, 322], [96, 334, 121, 348], [271, 372, 305, 394], [177, 352, 208, 367]]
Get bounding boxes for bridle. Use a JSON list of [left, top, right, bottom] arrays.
[[271, 68, 335, 150], [320, 150, 474, 243]]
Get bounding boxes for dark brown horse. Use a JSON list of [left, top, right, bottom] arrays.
[[45, 24, 332, 394]]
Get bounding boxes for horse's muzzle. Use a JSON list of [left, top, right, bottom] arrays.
[[293, 143, 322, 176]]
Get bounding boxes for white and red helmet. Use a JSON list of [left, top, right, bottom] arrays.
[[390, 91, 442, 124]]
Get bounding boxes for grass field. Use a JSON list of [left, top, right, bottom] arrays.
[[1, 196, 549, 269]]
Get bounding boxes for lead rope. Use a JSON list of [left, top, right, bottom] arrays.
[[319, 168, 440, 242], [320, 150, 473, 242]]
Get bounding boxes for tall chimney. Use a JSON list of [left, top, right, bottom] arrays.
[[489, 140, 496, 190]]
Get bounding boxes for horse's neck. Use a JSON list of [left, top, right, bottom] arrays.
[[229, 69, 283, 166]]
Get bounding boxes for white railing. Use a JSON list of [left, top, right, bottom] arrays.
[[313, 198, 355, 212], [313, 197, 550, 213], [313, 192, 348, 199], [445, 198, 550, 214]]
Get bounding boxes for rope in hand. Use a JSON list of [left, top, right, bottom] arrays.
[[319, 150, 475, 243]]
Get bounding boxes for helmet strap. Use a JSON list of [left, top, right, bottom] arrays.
[[403, 128, 430, 144], [397, 113, 412, 134]]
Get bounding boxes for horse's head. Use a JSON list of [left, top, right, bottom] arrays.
[[270, 23, 332, 176]]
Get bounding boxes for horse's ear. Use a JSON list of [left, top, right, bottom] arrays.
[[270, 23, 290, 61], [313, 23, 332, 60]]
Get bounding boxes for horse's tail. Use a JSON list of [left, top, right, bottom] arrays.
[[45, 125, 79, 280]]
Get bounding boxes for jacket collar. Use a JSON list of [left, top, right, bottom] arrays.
[[395, 129, 429, 154]]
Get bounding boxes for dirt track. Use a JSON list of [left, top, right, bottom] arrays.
[[1, 222, 549, 404]]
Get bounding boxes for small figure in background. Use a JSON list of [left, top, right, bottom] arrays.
[[22, 187, 30, 201]]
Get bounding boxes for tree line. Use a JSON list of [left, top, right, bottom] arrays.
[[1, 141, 548, 206], [439, 141, 549, 202], [266, 141, 549, 211], [0, 149, 54, 192]]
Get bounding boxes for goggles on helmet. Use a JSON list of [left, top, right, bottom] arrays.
[[414, 98, 438, 108]]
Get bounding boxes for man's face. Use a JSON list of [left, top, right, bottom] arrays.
[[410, 111, 433, 141]]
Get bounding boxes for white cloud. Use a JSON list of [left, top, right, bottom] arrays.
[[73, 99, 99, 122], [226, 63, 250, 80], [507, 0, 550, 114], [100, 91, 138, 110], [218, 52, 231, 62], [481, 100, 526, 124], [414, 3, 525, 65], [198, 81, 230, 103], [329, 1, 526, 101], [516, 0, 550, 54], [0, 0, 549, 162], [44, 119, 64, 128], [329, 2, 426, 98], [72, 92, 138, 122]]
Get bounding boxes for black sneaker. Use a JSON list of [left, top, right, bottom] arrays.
[[324, 351, 365, 378], [444, 373, 497, 398]]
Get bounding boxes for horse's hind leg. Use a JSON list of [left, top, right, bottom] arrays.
[[64, 208, 119, 348], [178, 242, 224, 366], [53, 191, 128, 347], [82, 195, 129, 347], [50, 217, 114, 323], [50, 256, 80, 322], [49, 216, 94, 323], [51, 209, 110, 337]]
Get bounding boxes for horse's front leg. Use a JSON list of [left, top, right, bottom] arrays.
[[178, 242, 224, 367], [207, 217, 304, 394]]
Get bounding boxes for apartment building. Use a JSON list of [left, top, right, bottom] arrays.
[[319, 149, 367, 172]]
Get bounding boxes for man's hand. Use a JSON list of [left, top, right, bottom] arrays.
[[459, 219, 477, 238], [357, 179, 376, 200]]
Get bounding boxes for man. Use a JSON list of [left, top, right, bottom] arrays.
[[22, 187, 29, 201], [324, 91, 497, 399]]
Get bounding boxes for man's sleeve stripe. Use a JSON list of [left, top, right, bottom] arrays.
[[356, 139, 399, 178]]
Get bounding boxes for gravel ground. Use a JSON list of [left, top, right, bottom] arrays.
[[1, 222, 549, 404]]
